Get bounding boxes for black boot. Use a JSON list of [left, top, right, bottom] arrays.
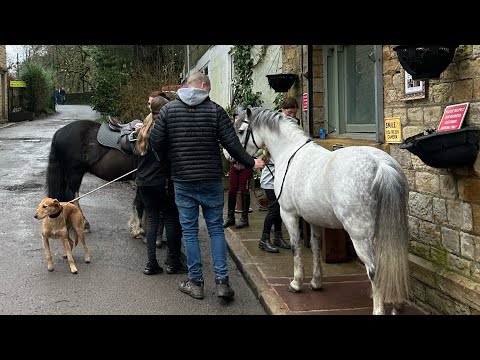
[[223, 194, 236, 228], [259, 233, 279, 253], [236, 193, 250, 229], [273, 231, 291, 249]]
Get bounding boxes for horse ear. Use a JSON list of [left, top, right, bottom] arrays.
[[246, 108, 252, 118]]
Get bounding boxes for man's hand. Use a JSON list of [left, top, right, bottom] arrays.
[[254, 158, 265, 169]]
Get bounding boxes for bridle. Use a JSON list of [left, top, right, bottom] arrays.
[[239, 119, 261, 152], [241, 116, 312, 204]]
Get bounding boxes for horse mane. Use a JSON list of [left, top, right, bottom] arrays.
[[238, 107, 311, 143]]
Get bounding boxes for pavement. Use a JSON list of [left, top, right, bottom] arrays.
[[224, 190, 427, 315]]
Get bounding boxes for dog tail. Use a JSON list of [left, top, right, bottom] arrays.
[[46, 130, 73, 201]]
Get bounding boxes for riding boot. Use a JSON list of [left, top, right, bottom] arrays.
[[259, 233, 279, 253], [223, 194, 237, 228], [236, 193, 250, 229], [273, 231, 291, 249]]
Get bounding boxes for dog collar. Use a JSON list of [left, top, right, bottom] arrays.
[[49, 207, 63, 218]]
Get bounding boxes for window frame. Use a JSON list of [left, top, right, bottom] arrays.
[[323, 45, 384, 143]]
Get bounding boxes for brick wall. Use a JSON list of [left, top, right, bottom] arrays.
[[384, 45, 480, 314]]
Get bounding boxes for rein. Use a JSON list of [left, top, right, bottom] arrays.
[[68, 168, 138, 204], [273, 139, 313, 203]]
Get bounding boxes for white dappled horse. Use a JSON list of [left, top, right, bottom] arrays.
[[236, 107, 410, 315]]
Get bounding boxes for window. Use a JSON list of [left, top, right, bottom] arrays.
[[200, 65, 209, 76], [323, 45, 384, 142]]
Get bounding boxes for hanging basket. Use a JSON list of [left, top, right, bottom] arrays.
[[393, 45, 458, 80], [399, 127, 480, 168], [266, 74, 298, 93]]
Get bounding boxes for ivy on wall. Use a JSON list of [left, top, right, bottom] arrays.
[[228, 45, 263, 115]]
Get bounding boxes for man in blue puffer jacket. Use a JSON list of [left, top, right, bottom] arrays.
[[150, 72, 264, 301]]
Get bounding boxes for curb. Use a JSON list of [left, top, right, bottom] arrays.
[[225, 227, 291, 315], [0, 122, 18, 130]]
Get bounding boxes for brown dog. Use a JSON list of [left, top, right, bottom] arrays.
[[34, 198, 90, 274]]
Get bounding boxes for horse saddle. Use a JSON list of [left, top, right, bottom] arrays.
[[97, 117, 144, 156]]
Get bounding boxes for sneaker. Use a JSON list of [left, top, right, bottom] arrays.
[[143, 262, 163, 275], [166, 263, 188, 274], [179, 279, 204, 299], [215, 277, 234, 299]]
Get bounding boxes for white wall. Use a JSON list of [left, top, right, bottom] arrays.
[[251, 45, 282, 109], [190, 45, 233, 108], [189, 45, 283, 110]]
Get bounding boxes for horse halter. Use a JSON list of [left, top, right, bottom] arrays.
[[241, 119, 261, 152]]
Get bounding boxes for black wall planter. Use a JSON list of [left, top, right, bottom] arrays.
[[393, 45, 458, 80], [400, 127, 480, 168], [266, 74, 298, 93]]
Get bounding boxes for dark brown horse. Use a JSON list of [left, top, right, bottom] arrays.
[[45, 119, 145, 237]]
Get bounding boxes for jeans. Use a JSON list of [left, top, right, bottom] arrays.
[[173, 180, 228, 282]]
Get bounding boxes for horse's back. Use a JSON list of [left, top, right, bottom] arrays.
[[281, 144, 404, 227], [53, 120, 106, 167]]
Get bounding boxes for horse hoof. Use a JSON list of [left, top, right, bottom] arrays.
[[310, 280, 323, 290], [288, 284, 301, 293], [391, 303, 404, 315]]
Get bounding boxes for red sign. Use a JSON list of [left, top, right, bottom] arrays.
[[302, 93, 308, 112], [437, 102, 469, 132]]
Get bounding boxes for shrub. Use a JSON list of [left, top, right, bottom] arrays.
[[20, 60, 54, 115]]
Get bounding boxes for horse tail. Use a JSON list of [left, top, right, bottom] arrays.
[[372, 161, 410, 304], [46, 130, 72, 201]]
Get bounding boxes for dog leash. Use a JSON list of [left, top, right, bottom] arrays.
[[68, 168, 137, 204]]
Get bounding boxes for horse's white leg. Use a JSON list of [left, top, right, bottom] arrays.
[[128, 190, 146, 239], [281, 210, 303, 292], [309, 225, 323, 290], [371, 283, 385, 315], [349, 234, 385, 315], [128, 207, 145, 239]]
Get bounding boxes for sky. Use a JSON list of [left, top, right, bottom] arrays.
[[6, 45, 26, 66]]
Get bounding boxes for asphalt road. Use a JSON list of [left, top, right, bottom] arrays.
[[0, 105, 266, 315]]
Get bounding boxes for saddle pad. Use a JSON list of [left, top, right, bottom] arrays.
[[97, 122, 133, 156]]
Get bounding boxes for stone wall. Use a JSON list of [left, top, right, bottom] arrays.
[[282, 45, 324, 136], [311, 45, 324, 138], [0, 45, 7, 121], [384, 45, 480, 314]]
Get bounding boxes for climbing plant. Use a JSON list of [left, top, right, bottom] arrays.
[[273, 93, 285, 111], [231, 45, 263, 111]]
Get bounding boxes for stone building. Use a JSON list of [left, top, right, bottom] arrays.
[[0, 45, 8, 121], [188, 45, 480, 314]]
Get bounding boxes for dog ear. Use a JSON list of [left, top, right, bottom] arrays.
[[53, 199, 59, 204]]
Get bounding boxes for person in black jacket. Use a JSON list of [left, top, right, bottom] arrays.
[[149, 72, 264, 300], [135, 94, 186, 276]]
